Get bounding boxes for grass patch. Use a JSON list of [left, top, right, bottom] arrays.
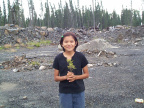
[[29, 61, 40, 66], [26, 40, 51, 48], [27, 46, 34, 49], [39, 40, 51, 45], [34, 43, 41, 47], [0, 46, 4, 50], [16, 46, 20, 49]]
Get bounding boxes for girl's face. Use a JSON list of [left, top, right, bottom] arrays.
[[62, 36, 77, 52]]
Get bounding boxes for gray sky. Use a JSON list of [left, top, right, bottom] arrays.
[[0, 0, 143, 18]]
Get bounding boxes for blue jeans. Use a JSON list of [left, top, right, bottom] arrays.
[[59, 91, 85, 108]]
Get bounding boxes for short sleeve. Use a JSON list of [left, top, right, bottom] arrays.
[[53, 56, 59, 70], [81, 53, 88, 68]]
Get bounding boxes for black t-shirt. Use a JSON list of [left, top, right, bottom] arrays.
[[53, 51, 88, 93]]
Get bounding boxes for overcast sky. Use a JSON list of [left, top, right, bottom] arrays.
[[0, 0, 143, 18]]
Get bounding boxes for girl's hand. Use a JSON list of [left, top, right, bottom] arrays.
[[67, 71, 76, 82], [67, 71, 73, 76]]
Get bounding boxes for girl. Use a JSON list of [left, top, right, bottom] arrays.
[[53, 32, 89, 108]]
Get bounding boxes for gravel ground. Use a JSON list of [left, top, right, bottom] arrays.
[[0, 44, 144, 108]]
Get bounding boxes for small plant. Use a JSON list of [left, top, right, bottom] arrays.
[[34, 43, 41, 47], [67, 59, 76, 72], [29, 61, 40, 66], [0, 46, 4, 50]]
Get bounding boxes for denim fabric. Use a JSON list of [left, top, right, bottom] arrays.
[[59, 91, 85, 108]]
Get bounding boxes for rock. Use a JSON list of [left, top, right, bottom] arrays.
[[108, 26, 115, 32], [4, 29, 9, 35], [41, 26, 47, 30], [88, 76, 93, 78], [4, 44, 12, 49], [134, 38, 143, 43], [22, 65, 33, 71], [15, 25, 19, 28], [0, 105, 5, 108], [116, 34, 123, 42], [39, 66, 46, 70], [103, 62, 110, 67], [6, 29, 19, 35], [23, 96, 27, 100], [97, 63, 103, 66], [106, 51, 116, 58], [115, 25, 124, 29], [1, 54, 27, 69], [19, 96, 28, 100], [14, 43, 20, 47], [113, 62, 118, 67], [0, 26, 6, 30], [54, 27, 63, 32], [108, 63, 113, 67], [47, 64, 53, 69], [58, 44, 63, 51], [40, 31, 46, 36], [34, 65, 39, 69], [47, 28, 54, 32], [77, 39, 117, 52], [13, 68, 20, 72], [88, 64, 94, 67], [0, 64, 4, 69], [16, 38, 22, 44]]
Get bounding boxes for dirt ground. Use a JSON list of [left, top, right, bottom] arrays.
[[0, 43, 144, 108]]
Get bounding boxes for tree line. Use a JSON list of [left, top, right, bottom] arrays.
[[0, 0, 143, 30]]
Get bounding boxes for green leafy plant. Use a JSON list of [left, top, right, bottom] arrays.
[[34, 43, 41, 47], [29, 61, 40, 66], [67, 59, 76, 72]]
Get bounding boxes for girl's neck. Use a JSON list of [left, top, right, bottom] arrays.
[[63, 51, 75, 60]]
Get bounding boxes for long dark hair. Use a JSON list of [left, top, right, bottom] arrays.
[[60, 32, 78, 51]]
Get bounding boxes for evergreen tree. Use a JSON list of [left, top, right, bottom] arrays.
[[121, 8, 132, 26], [63, 2, 70, 28], [27, 0, 35, 27], [40, 0, 43, 26], [7, 0, 12, 23], [142, 11, 144, 24], [12, 0, 21, 25], [1, 0, 142, 28], [3, 0, 7, 25], [95, 2, 102, 28], [49, 3, 56, 28], [102, 10, 110, 29], [111, 10, 120, 26], [92, 0, 96, 31], [44, 0, 50, 27], [0, 7, 2, 25], [20, 0, 26, 27], [20, 9, 26, 27], [132, 10, 141, 26], [54, 0, 63, 28], [75, 0, 82, 28], [69, 0, 75, 27], [84, 7, 93, 28]]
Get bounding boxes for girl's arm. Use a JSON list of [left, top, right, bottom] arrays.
[[54, 69, 67, 82], [67, 65, 89, 82]]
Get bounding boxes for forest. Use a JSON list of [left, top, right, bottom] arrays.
[[0, 0, 143, 30]]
